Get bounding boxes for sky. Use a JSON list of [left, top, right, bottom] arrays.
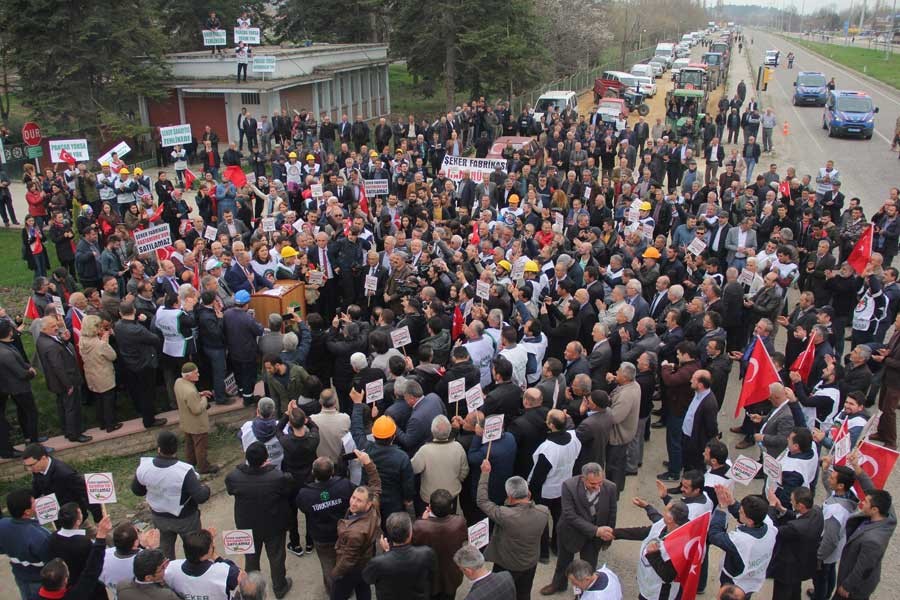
[[722, 0, 882, 13]]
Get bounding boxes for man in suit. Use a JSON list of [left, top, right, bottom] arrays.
[[806, 240, 837, 307], [338, 114, 352, 144], [820, 180, 844, 222], [724, 217, 758, 271], [243, 111, 258, 152], [648, 275, 671, 324], [625, 280, 650, 321], [633, 116, 650, 154], [307, 231, 339, 319], [745, 272, 782, 331], [874, 312, 900, 449], [752, 382, 800, 457], [767, 487, 825, 600], [536, 358, 567, 410], [23, 443, 103, 523], [620, 317, 661, 364], [361, 250, 388, 312], [362, 512, 435, 599], [224, 250, 272, 296], [237, 107, 247, 151], [708, 211, 731, 263], [394, 381, 446, 457], [539, 462, 617, 595], [454, 543, 516, 600], [35, 317, 90, 443], [680, 369, 719, 471], [587, 323, 613, 390], [704, 136, 725, 186]]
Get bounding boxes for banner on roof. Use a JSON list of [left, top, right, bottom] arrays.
[[233, 28, 260, 44], [203, 30, 227, 46], [439, 155, 507, 183]]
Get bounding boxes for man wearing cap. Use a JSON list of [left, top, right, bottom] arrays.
[[223, 289, 264, 405], [175, 362, 219, 474], [632, 248, 661, 301], [114, 168, 138, 216]]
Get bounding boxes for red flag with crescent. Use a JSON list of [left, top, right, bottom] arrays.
[[789, 334, 816, 383], [735, 335, 781, 417], [662, 511, 712, 600], [59, 148, 77, 165], [847, 441, 899, 498], [847, 224, 874, 275]]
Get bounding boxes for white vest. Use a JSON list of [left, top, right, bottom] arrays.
[[780, 446, 819, 489], [821, 497, 853, 564], [704, 466, 733, 505], [685, 495, 713, 519], [722, 523, 777, 593], [99, 548, 137, 593], [165, 559, 231, 600], [240, 420, 284, 469], [636, 519, 678, 600], [156, 307, 188, 358], [464, 337, 495, 387], [530, 433, 582, 499], [580, 565, 624, 599], [136, 457, 193, 516], [803, 382, 840, 429], [97, 173, 117, 201]]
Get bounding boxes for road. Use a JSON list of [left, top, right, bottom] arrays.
[[747, 28, 899, 218]]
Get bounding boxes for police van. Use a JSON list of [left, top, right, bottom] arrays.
[[822, 90, 879, 139]]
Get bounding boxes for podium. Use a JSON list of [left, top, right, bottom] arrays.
[[249, 280, 306, 327]]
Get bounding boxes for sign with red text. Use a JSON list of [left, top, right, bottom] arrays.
[[726, 455, 762, 486], [222, 530, 256, 554], [85, 472, 117, 504]]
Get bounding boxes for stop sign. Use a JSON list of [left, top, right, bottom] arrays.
[[22, 122, 42, 147]]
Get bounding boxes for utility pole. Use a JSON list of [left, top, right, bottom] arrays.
[[859, 0, 867, 31], [888, 0, 897, 57]]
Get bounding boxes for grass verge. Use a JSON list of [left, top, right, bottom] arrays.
[[786, 38, 900, 90]]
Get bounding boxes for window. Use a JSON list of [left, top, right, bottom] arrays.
[[240, 92, 260, 105]]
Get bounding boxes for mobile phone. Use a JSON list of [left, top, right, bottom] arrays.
[[341, 452, 358, 463]]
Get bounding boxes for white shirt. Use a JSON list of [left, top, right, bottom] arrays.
[[682, 390, 710, 435]]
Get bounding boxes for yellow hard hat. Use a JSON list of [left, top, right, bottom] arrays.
[[288, 152, 298, 159], [119, 167, 130, 175], [524, 260, 540, 273], [640, 201, 652, 211], [643, 247, 661, 259], [134, 167, 143, 175], [497, 260, 512, 272], [372, 415, 397, 439], [281, 246, 299, 258], [370, 150, 378, 157], [100, 162, 110, 168], [508, 194, 520, 205], [305, 154, 315, 161]]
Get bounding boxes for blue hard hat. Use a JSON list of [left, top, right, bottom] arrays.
[[235, 290, 251, 305]]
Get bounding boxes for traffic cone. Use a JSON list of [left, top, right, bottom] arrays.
[[783, 121, 790, 136]]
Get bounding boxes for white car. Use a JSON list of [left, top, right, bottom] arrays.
[[648, 57, 668, 76], [533, 90, 578, 122], [632, 75, 657, 97], [675, 44, 691, 58], [671, 58, 690, 80], [630, 64, 655, 79], [764, 49, 780, 66]]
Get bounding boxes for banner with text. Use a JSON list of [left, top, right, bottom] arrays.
[[134, 224, 173, 255], [159, 124, 193, 147], [233, 28, 260, 44], [202, 30, 227, 46], [97, 141, 131, 166], [439, 155, 507, 183], [48, 139, 90, 163], [252, 56, 276, 73]]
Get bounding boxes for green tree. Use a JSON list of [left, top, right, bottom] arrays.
[[155, 0, 273, 49], [0, 0, 172, 139], [273, 0, 386, 44]]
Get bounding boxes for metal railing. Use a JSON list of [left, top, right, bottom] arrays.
[[507, 46, 657, 114]]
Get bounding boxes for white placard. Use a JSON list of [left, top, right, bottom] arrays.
[[222, 530, 256, 555], [468, 517, 490, 549], [133, 224, 172, 255], [252, 56, 276, 73], [511, 260, 526, 282], [308, 271, 326, 286], [363, 179, 390, 196], [204, 225, 219, 241], [262, 217, 276, 232], [738, 269, 755, 286], [97, 141, 131, 167], [51, 295, 64, 317], [233, 28, 260, 44], [364, 275, 379, 293], [859, 409, 882, 444], [85, 472, 117, 504], [725, 455, 762, 486], [311, 184, 324, 198], [439, 155, 507, 183], [159, 124, 193, 148], [365, 379, 384, 404], [687, 237, 707, 256], [642, 223, 654, 238], [465, 386, 484, 412], [202, 30, 227, 46], [35, 494, 60, 525], [627, 208, 641, 222], [48, 139, 90, 163], [391, 326, 412, 349], [553, 213, 564, 230], [476, 280, 491, 300], [833, 433, 852, 465], [224, 373, 239, 396], [763, 453, 782, 484], [448, 378, 466, 403], [482, 414, 504, 442]]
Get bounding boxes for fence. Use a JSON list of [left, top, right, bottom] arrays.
[[507, 45, 657, 114]]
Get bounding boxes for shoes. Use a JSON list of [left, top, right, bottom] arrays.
[[735, 439, 754, 449], [0, 449, 23, 459], [625, 470, 638, 476], [274, 577, 293, 600], [729, 426, 744, 434], [539, 555, 550, 564], [305, 544, 314, 553], [106, 423, 124, 433], [869, 434, 882, 441], [147, 418, 168, 429], [652, 409, 663, 416], [540, 584, 564, 596], [651, 421, 665, 429], [200, 464, 221, 475], [286, 543, 305, 557], [68, 434, 93, 443], [657, 471, 680, 482], [26, 436, 49, 444]]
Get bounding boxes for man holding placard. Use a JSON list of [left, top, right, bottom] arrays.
[[24, 444, 102, 524]]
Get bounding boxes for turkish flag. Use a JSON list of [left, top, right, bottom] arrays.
[[223, 165, 247, 188], [24, 297, 41, 320], [778, 180, 791, 198], [790, 334, 816, 383], [58, 148, 77, 165], [358, 184, 369, 216], [848, 224, 874, 274], [183, 168, 197, 190], [155, 245, 176, 262], [452, 305, 465, 341], [850, 441, 900, 497], [470, 220, 480, 246], [663, 511, 711, 600], [734, 336, 781, 417]]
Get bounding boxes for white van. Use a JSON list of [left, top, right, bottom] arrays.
[[681, 34, 695, 47], [533, 90, 578, 122], [630, 64, 655, 79], [655, 42, 675, 61]]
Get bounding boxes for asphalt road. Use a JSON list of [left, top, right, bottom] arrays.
[[746, 28, 899, 218]]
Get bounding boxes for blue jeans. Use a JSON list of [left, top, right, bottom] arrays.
[[730, 257, 747, 272], [16, 579, 41, 600], [665, 415, 684, 476], [203, 346, 227, 403], [744, 159, 757, 182]]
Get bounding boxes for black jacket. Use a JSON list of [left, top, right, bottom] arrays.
[[32, 458, 102, 523], [483, 381, 524, 422], [40, 537, 107, 600], [362, 544, 436, 600], [195, 305, 226, 350], [507, 406, 549, 476], [275, 416, 319, 484], [768, 506, 824, 583], [113, 318, 161, 371], [225, 463, 293, 539], [434, 360, 480, 415], [296, 476, 355, 544]]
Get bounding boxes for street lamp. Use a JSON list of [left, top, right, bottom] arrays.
[[639, 28, 647, 50]]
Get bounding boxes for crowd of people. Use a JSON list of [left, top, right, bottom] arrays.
[[1, 58, 899, 600]]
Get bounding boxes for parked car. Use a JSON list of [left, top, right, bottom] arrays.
[[648, 56, 668, 76], [532, 90, 578, 123], [822, 90, 879, 139], [630, 64, 655, 79], [632, 75, 657, 97], [671, 58, 691, 81]]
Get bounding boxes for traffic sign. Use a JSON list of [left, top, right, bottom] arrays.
[[22, 122, 42, 147], [26, 146, 44, 159]]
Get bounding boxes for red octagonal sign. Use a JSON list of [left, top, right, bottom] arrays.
[[22, 122, 42, 147]]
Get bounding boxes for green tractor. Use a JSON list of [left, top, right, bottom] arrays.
[[665, 89, 709, 146]]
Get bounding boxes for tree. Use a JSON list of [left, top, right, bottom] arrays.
[[273, 0, 386, 44], [155, 0, 273, 49], [1, 0, 172, 139]]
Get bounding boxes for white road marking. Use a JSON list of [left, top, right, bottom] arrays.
[[768, 74, 824, 152]]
